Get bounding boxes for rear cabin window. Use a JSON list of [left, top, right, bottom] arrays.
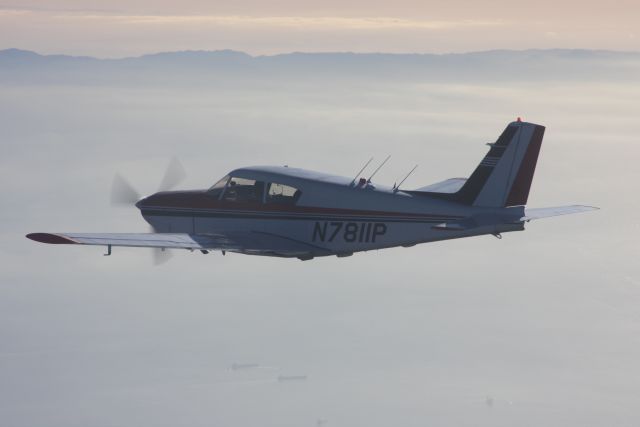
[[222, 177, 265, 202], [266, 182, 301, 205]]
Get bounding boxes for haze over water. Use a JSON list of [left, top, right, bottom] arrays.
[[1, 24, 639, 427]]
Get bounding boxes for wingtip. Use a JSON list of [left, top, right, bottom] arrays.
[[26, 233, 77, 244]]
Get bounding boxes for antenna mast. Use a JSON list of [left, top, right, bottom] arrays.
[[367, 155, 391, 184], [350, 157, 374, 186], [393, 165, 418, 193]]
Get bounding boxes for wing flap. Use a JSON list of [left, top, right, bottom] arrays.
[[521, 205, 599, 221]]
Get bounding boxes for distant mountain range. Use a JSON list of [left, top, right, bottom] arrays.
[[1, 48, 639, 85]]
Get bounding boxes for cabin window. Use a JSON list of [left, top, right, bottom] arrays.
[[266, 182, 301, 205], [222, 177, 265, 202]]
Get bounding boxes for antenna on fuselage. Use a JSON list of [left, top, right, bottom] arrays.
[[393, 165, 418, 193], [350, 157, 374, 186], [367, 155, 391, 184]]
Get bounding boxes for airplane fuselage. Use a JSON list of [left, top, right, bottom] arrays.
[[138, 181, 524, 258]]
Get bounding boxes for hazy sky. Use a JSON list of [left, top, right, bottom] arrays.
[[1, 52, 639, 426], [1, 0, 639, 56]]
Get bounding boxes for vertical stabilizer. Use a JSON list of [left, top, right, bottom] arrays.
[[446, 121, 545, 207]]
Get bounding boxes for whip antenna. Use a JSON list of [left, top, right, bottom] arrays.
[[393, 165, 418, 193], [367, 155, 391, 184], [350, 157, 374, 186]]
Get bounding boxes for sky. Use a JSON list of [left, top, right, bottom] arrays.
[[1, 0, 639, 56]]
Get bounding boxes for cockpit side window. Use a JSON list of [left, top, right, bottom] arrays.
[[222, 177, 265, 203], [266, 182, 301, 205], [207, 175, 230, 199]]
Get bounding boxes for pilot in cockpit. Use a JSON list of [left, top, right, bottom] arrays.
[[224, 179, 265, 202]]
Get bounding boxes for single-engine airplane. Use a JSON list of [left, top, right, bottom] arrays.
[[27, 120, 597, 261]]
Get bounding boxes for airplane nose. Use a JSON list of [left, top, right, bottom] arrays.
[[135, 190, 205, 210], [135, 198, 146, 209], [135, 193, 160, 209]]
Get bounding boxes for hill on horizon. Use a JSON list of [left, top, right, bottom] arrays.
[[1, 48, 639, 85]]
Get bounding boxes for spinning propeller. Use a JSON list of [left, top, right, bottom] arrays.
[[110, 157, 186, 205], [110, 157, 187, 265]]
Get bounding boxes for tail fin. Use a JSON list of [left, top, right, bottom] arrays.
[[444, 121, 545, 207]]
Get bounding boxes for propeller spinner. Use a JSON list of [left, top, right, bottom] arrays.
[[110, 157, 187, 265]]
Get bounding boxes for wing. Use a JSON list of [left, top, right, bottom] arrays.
[[26, 231, 331, 259], [521, 205, 599, 221], [26, 232, 240, 250]]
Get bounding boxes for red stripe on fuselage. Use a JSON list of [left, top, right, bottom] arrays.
[[140, 191, 463, 220]]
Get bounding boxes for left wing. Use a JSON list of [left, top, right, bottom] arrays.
[[26, 231, 331, 259], [27, 232, 241, 250]]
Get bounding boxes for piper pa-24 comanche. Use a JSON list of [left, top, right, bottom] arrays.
[[27, 120, 597, 261]]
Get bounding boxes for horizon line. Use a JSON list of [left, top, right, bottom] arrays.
[[2, 47, 640, 61]]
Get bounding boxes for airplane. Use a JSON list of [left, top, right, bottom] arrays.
[[27, 119, 597, 261]]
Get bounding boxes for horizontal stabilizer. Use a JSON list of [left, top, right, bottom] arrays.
[[521, 205, 599, 221], [415, 178, 467, 193]]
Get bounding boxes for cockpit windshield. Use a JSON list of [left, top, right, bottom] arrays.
[[222, 177, 265, 202], [207, 175, 229, 198]]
